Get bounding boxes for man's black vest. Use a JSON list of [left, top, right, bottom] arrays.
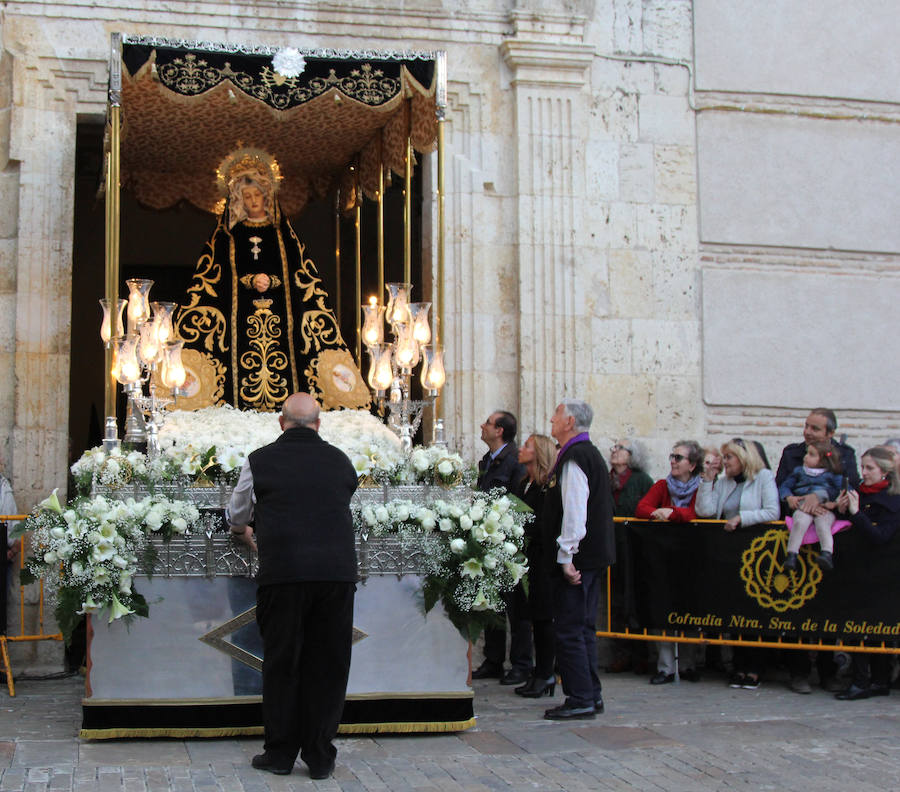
[[248, 426, 358, 586], [542, 439, 615, 571]]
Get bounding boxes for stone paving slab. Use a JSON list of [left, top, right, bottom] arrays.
[[2, 668, 900, 789]]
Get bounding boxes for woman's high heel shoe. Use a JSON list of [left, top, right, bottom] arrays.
[[516, 675, 556, 698]]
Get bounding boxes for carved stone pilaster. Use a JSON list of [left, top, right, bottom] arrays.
[[501, 25, 594, 434]]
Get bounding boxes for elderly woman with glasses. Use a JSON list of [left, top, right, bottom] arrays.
[[604, 439, 654, 674], [696, 438, 779, 689], [609, 439, 654, 518], [635, 441, 704, 684]]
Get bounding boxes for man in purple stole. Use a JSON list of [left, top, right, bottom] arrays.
[[542, 399, 615, 719]]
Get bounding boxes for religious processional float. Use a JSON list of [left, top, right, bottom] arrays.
[[16, 406, 531, 645]]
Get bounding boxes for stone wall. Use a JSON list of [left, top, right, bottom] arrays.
[[0, 1, 898, 668]]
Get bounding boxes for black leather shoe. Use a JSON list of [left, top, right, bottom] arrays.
[[516, 675, 556, 698], [595, 697, 605, 714], [650, 672, 675, 685], [252, 753, 293, 775], [817, 551, 834, 571], [471, 661, 504, 680], [500, 668, 531, 686], [783, 552, 798, 571], [836, 684, 871, 700], [544, 702, 596, 720], [308, 759, 335, 780]]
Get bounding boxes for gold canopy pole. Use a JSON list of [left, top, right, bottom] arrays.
[[404, 135, 412, 286], [434, 52, 447, 420], [377, 149, 385, 302], [354, 202, 362, 366], [334, 191, 342, 327], [104, 33, 123, 420]]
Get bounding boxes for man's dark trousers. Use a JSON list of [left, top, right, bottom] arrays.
[[256, 581, 355, 772], [552, 568, 602, 707]]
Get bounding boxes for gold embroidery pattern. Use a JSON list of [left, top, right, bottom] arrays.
[[238, 273, 282, 291], [289, 228, 347, 355], [740, 529, 821, 612], [158, 54, 400, 108], [177, 246, 229, 354], [304, 349, 371, 410], [239, 299, 289, 410]]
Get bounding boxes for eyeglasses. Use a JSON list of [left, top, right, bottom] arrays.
[[669, 453, 687, 462], [611, 444, 630, 452]]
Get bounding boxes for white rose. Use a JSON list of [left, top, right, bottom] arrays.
[[512, 524, 525, 538], [482, 554, 498, 570], [92, 566, 110, 585], [119, 574, 133, 594], [471, 525, 486, 542], [437, 459, 454, 476], [71, 561, 85, 577], [438, 518, 453, 533], [503, 541, 518, 556], [56, 542, 73, 559], [63, 510, 77, 526], [112, 555, 129, 569], [393, 504, 410, 522], [469, 504, 485, 522], [449, 538, 467, 554], [362, 506, 376, 526], [50, 526, 65, 540], [43, 551, 58, 564], [459, 515, 473, 531], [410, 449, 430, 472], [171, 517, 187, 534], [374, 506, 389, 523]]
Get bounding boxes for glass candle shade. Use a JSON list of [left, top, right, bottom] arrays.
[[115, 335, 142, 385], [161, 341, 186, 390], [423, 346, 446, 392], [409, 302, 432, 346], [385, 282, 412, 327], [125, 278, 154, 334], [361, 298, 384, 348], [99, 298, 126, 345], [151, 301, 177, 345]]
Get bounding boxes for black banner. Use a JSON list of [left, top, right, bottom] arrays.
[[619, 520, 900, 644]]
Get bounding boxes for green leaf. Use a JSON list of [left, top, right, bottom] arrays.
[[55, 587, 85, 647], [129, 591, 149, 619], [506, 493, 534, 514]]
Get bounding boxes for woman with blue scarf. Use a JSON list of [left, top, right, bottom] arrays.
[[636, 441, 704, 684]]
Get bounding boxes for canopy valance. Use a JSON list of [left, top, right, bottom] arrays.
[[115, 37, 441, 215]]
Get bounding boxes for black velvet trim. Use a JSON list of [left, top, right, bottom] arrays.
[[82, 695, 473, 733]]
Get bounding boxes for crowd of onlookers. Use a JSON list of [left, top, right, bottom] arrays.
[[472, 405, 900, 707]]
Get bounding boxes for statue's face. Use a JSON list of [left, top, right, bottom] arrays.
[[241, 185, 267, 220]]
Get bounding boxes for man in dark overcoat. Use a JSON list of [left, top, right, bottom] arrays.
[[227, 392, 357, 779]]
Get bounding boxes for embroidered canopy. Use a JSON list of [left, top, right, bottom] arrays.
[[115, 37, 440, 215]]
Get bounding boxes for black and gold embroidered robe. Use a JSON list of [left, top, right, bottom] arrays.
[[176, 201, 369, 412]]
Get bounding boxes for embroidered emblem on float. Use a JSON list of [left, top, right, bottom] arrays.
[[740, 529, 821, 612]]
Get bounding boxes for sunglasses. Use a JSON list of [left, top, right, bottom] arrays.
[[669, 453, 687, 462]]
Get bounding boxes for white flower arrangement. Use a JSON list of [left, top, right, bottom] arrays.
[[17, 489, 202, 643], [353, 488, 533, 639]]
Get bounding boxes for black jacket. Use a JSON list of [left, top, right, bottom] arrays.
[[846, 488, 900, 544], [477, 442, 525, 493], [248, 426, 358, 586]]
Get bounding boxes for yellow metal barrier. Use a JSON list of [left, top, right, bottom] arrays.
[[1, 516, 64, 696], [597, 517, 898, 656]]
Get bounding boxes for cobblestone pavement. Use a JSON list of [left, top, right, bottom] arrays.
[[2, 666, 900, 791]]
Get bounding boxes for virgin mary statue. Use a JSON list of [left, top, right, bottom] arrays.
[[176, 150, 370, 412]]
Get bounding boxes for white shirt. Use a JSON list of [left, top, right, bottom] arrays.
[[556, 460, 589, 564], [225, 459, 256, 529]]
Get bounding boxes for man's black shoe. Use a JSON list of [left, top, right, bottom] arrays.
[[308, 759, 335, 780], [499, 668, 531, 685], [544, 702, 595, 720], [595, 697, 605, 714], [650, 672, 675, 685], [471, 661, 504, 679], [251, 753, 293, 775]]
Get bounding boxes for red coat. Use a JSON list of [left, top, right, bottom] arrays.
[[635, 479, 697, 522]]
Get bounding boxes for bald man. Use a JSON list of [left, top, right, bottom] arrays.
[[227, 393, 358, 779]]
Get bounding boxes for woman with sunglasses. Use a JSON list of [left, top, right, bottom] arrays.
[[636, 441, 704, 684], [696, 438, 779, 689]]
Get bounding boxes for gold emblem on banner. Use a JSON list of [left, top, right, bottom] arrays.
[[740, 529, 821, 612]]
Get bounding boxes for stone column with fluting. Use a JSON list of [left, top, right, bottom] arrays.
[[501, 13, 595, 436]]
